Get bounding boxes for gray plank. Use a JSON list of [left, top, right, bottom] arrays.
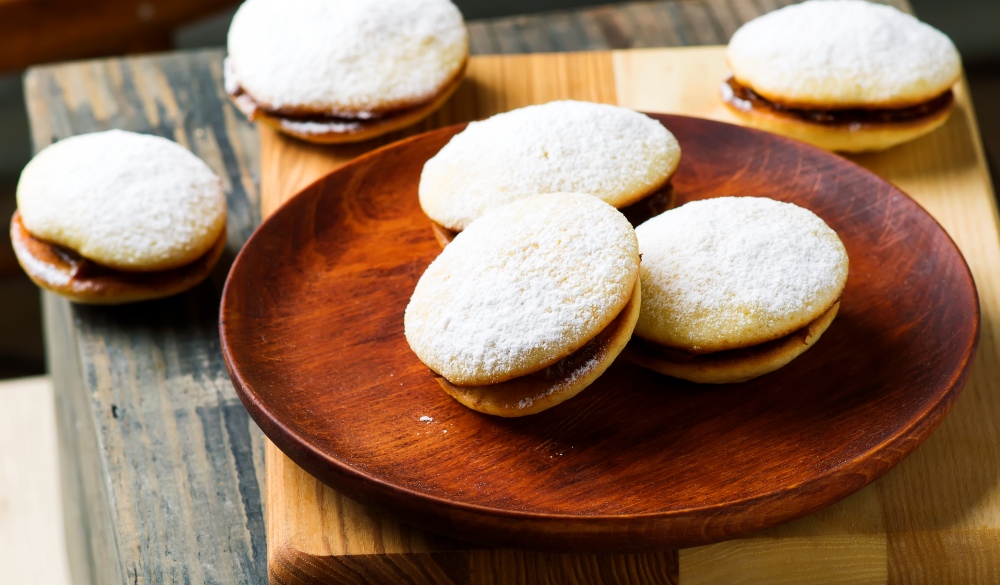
[[572, 10, 616, 50], [26, 50, 266, 585], [703, 0, 747, 40], [467, 21, 501, 55], [724, 0, 764, 23], [48, 295, 116, 585], [535, 11, 592, 52], [488, 18, 532, 54], [589, 5, 640, 49], [752, 0, 784, 15], [620, 3, 683, 48], [678, 0, 728, 45], [510, 14, 562, 53], [880, 0, 915, 12]]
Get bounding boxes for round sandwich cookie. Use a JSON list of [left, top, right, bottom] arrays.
[[11, 130, 227, 305], [404, 192, 641, 416], [419, 100, 681, 245], [627, 197, 848, 384], [721, 0, 961, 153], [225, 0, 468, 144]]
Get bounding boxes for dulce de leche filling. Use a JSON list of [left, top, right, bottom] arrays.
[[229, 84, 419, 129], [10, 211, 224, 294], [631, 301, 840, 367], [436, 280, 640, 414], [226, 63, 471, 138], [722, 76, 954, 127]]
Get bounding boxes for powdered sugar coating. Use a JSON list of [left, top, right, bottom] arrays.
[[727, 0, 960, 108], [278, 118, 364, 136], [405, 193, 639, 386], [419, 100, 680, 231], [17, 130, 227, 272], [227, 0, 468, 115], [634, 197, 848, 352], [515, 355, 600, 410]]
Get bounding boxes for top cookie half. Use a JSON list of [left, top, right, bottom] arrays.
[[634, 197, 848, 353], [17, 130, 227, 272], [405, 193, 640, 386], [419, 101, 680, 232], [226, 0, 468, 117], [726, 0, 960, 110]]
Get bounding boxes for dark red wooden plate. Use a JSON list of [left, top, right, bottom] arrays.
[[220, 114, 979, 552]]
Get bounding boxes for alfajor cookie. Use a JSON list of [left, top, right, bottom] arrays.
[[11, 130, 227, 304], [626, 197, 848, 384], [419, 101, 681, 244], [225, 0, 468, 144], [721, 0, 961, 152], [404, 192, 641, 416]]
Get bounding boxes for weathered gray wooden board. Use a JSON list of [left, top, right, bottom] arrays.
[[22, 1, 913, 584], [26, 52, 266, 585], [466, 0, 911, 54]]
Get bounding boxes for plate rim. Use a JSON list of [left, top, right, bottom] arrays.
[[220, 113, 981, 548]]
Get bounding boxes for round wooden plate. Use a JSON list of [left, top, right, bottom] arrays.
[[220, 114, 979, 552]]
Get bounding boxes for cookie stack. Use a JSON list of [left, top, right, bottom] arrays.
[[225, 0, 468, 143], [405, 193, 641, 416], [628, 198, 848, 384], [406, 101, 850, 416], [721, 0, 960, 152], [11, 131, 227, 304]]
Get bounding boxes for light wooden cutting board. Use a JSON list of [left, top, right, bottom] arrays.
[[259, 46, 1000, 585]]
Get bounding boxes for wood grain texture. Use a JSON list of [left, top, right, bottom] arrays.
[[267, 444, 677, 585], [465, 0, 912, 54], [611, 46, 1000, 585], [229, 114, 977, 549], [258, 51, 682, 585], [26, 51, 268, 585], [257, 44, 998, 583]]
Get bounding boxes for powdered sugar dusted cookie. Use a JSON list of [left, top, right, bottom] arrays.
[[437, 281, 640, 416], [226, 0, 468, 143], [722, 0, 960, 152], [727, 0, 959, 109], [405, 192, 641, 415], [628, 197, 848, 383], [12, 130, 227, 304], [419, 101, 680, 233], [18, 130, 225, 271]]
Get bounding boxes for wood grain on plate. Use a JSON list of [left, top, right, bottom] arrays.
[[221, 114, 978, 552], [253, 39, 994, 585]]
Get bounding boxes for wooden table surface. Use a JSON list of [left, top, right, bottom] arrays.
[[29, 0, 997, 584], [258, 45, 998, 585]]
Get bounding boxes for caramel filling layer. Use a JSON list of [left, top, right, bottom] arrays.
[[11, 212, 224, 291], [230, 84, 424, 127], [448, 284, 636, 388], [436, 280, 641, 415], [722, 76, 954, 127], [633, 301, 839, 367]]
